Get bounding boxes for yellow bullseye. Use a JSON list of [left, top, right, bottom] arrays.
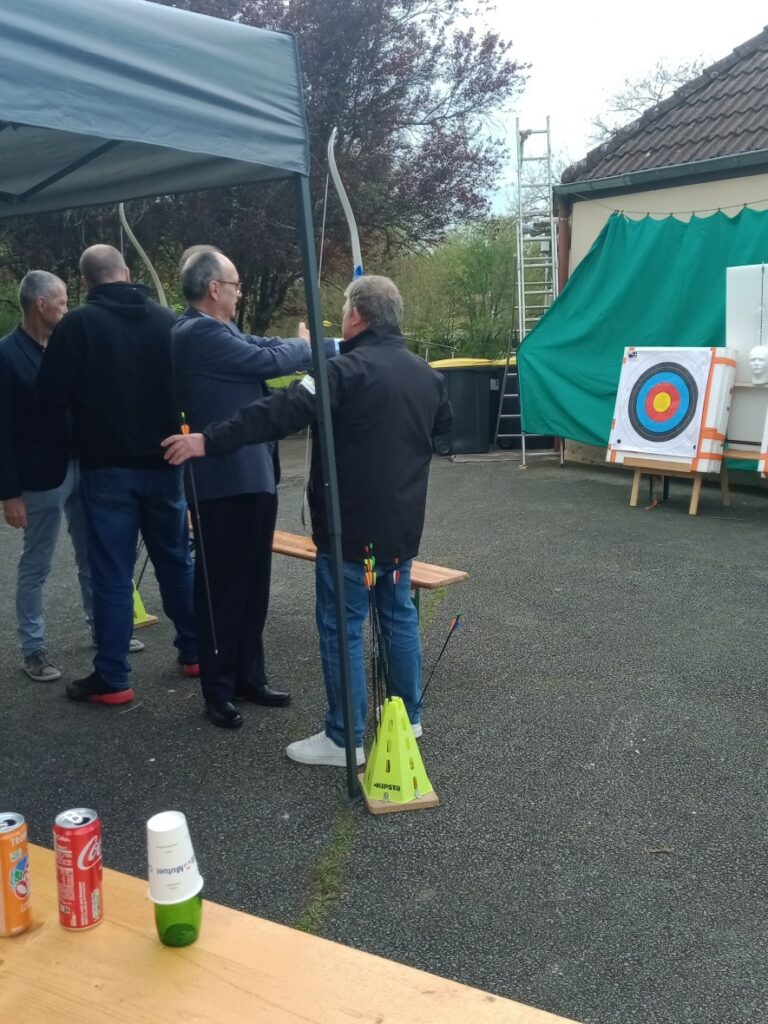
[[652, 392, 672, 413]]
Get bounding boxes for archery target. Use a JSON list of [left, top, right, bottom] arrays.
[[608, 347, 720, 460], [628, 363, 698, 442]]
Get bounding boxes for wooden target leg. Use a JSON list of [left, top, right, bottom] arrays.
[[689, 473, 703, 515], [629, 469, 642, 507], [720, 466, 732, 508]]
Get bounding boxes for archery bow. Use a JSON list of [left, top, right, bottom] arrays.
[[118, 201, 168, 307], [327, 127, 364, 279]]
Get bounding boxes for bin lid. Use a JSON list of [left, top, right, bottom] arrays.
[[429, 357, 516, 369]]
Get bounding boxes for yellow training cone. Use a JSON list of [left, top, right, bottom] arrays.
[[360, 696, 439, 814], [133, 581, 159, 628]]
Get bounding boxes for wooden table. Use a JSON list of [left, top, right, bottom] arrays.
[[0, 845, 578, 1024]]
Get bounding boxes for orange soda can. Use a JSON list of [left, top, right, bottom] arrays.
[[0, 812, 31, 937]]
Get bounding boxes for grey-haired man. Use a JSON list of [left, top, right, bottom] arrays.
[[171, 248, 335, 729], [0, 272, 94, 681]]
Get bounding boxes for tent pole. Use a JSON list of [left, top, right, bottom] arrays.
[[293, 173, 360, 802]]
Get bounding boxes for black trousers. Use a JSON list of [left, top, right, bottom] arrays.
[[191, 491, 277, 704]]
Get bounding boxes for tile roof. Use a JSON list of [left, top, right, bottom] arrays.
[[561, 26, 768, 186]]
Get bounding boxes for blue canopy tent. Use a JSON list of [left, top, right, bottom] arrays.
[[0, 0, 360, 796]]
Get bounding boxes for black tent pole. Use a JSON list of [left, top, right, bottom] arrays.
[[293, 173, 360, 801]]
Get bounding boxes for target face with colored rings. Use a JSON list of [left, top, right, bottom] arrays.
[[628, 362, 698, 442]]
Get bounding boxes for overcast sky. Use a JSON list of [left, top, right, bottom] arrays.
[[487, 2, 766, 209]]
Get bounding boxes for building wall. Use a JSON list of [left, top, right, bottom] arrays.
[[560, 171, 768, 471], [568, 172, 768, 272]]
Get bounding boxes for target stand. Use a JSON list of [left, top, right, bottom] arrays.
[[625, 457, 731, 516]]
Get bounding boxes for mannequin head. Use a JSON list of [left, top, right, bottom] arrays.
[[749, 345, 768, 385]]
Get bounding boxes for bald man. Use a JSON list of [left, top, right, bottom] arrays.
[[37, 245, 197, 707]]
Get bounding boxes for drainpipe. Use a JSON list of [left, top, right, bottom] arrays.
[[556, 196, 572, 294]]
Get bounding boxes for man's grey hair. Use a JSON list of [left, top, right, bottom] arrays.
[[79, 245, 127, 287], [344, 275, 404, 330], [18, 270, 65, 313], [181, 250, 224, 302], [179, 244, 222, 275]]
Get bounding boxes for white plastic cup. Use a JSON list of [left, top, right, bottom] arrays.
[[146, 811, 203, 905]]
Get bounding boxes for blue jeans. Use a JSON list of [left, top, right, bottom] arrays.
[[315, 552, 422, 747], [80, 466, 196, 689], [17, 461, 93, 656]]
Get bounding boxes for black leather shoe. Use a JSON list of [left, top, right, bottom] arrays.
[[205, 700, 244, 729], [234, 684, 291, 707]]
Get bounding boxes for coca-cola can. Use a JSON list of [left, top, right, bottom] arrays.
[[53, 807, 103, 930]]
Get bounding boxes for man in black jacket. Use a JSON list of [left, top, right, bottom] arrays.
[[38, 245, 196, 706], [164, 275, 452, 766]]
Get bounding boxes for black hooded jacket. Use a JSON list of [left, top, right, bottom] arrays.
[[37, 282, 178, 469], [205, 325, 453, 563]]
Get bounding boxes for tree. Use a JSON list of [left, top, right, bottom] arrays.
[[0, 1, 526, 332], [386, 217, 517, 359], [589, 58, 705, 144]]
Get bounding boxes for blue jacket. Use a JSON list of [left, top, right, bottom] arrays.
[[171, 308, 332, 501], [0, 326, 69, 498]]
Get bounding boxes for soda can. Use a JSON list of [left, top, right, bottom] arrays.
[[53, 807, 103, 930], [0, 812, 31, 937]]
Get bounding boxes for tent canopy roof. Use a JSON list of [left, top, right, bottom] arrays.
[[0, 0, 308, 219]]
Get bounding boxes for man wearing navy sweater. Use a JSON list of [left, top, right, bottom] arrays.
[[0, 271, 93, 682]]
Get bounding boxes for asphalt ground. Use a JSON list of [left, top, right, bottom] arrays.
[[3, 438, 768, 1024]]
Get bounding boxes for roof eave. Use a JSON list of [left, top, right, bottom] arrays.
[[554, 149, 768, 202]]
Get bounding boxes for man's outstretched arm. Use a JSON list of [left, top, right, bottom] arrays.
[[163, 374, 321, 465]]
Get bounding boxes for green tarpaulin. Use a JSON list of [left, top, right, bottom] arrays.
[[518, 208, 768, 446]]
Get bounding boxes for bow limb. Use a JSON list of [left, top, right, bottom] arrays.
[[327, 128, 363, 279], [118, 201, 168, 307]]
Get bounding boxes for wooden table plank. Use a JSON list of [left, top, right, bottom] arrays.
[[0, 846, 578, 1024]]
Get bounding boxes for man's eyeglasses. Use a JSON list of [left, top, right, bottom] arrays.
[[213, 279, 242, 294]]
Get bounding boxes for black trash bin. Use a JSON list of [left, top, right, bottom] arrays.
[[430, 359, 494, 455]]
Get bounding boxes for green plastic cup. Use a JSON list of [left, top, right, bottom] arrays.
[[154, 892, 203, 947]]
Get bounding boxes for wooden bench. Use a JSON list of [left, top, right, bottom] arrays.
[[2, 845, 579, 1024], [272, 529, 468, 610]]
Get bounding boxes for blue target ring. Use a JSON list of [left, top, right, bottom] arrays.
[[628, 362, 698, 442]]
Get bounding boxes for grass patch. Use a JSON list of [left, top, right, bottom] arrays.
[[295, 805, 356, 934], [419, 586, 447, 638]]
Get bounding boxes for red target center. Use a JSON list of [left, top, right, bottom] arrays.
[[644, 382, 681, 422]]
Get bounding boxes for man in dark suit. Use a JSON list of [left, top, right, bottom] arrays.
[[173, 248, 334, 729], [0, 270, 93, 682]]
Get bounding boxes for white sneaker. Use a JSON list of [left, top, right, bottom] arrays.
[[376, 705, 422, 739], [285, 730, 365, 767], [91, 635, 145, 653]]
